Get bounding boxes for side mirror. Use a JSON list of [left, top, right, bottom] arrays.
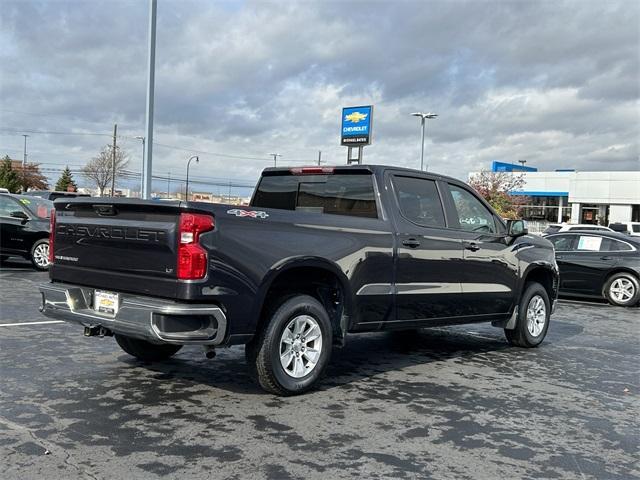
[[507, 219, 528, 237], [10, 210, 29, 220]]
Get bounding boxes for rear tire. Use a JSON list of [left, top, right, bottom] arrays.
[[115, 334, 182, 362], [246, 295, 332, 395], [603, 272, 639, 307], [505, 282, 550, 348], [30, 239, 50, 271]]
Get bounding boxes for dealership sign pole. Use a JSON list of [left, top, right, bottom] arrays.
[[341, 105, 373, 165]]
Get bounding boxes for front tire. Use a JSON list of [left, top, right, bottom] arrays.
[[604, 272, 640, 307], [505, 282, 551, 347], [115, 334, 182, 362], [30, 239, 50, 271], [246, 295, 332, 395]]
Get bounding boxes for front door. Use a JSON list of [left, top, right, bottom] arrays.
[[441, 182, 519, 317], [388, 173, 466, 324], [0, 195, 28, 255]]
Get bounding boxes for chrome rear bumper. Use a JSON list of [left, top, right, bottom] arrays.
[[39, 282, 227, 345]]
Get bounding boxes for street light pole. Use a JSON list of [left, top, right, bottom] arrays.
[[22, 134, 29, 166], [142, 0, 157, 200], [410, 112, 438, 171], [135, 136, 145, 197], [185, 155, 199, 201]]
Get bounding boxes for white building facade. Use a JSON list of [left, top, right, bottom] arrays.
[[472, 162, 640, 228]]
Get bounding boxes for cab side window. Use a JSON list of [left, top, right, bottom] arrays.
[[392, 176, 446, 228], [447, 184, 497, 234]]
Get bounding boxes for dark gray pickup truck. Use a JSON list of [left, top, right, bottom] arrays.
[[40, 165, 558, 395]]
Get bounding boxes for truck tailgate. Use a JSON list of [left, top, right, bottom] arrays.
[[50, 198, 184, 298]]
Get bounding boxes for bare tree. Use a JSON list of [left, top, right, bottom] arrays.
[[82, 145, 129, 196]]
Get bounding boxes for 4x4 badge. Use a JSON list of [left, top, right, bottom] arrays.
[[227, 209, 269, 219]]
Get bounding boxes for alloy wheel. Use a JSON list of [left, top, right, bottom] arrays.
[[33, 243, 50, 268], [526, 294, 546, 337], [609, 278, 635, 303], [279, 315, 323, 378]]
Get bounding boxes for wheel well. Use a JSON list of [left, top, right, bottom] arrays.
[[256, 267, 348, 344], [524, 267, 556, 301]]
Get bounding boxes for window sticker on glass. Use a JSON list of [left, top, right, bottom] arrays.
[[577, 236, 602, 251]]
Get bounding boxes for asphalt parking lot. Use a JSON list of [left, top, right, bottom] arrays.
[[1, 259, 638, 480]]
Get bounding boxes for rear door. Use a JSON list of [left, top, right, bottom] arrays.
[[388, 172, 466, 323], [440, 182, 519, 316]]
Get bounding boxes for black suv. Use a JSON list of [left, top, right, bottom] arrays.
[[0, 193, 53, 270]]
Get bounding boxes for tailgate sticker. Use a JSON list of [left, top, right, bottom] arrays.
[[227, 209, 269, 219]]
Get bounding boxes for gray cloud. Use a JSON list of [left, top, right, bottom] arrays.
[[0, 0, 638, 195]]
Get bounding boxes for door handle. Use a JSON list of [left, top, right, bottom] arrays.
[[464, 242, 480, 252], [600, 256, 613, 261], [402, 238, 420, 248]]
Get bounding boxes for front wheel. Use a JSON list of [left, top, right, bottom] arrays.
[[246, 295, 332, 395], [505, 282, 551, 347], [30, 239, 50, 271], [115, 334, 182, 362], [604, 272, 640, 307]]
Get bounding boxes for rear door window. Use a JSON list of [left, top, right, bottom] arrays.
[[392, 176, 446, 228], [252, 173, 378, 218], [600, 238, 633, 252]]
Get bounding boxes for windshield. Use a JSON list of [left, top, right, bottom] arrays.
[[543, 225, 561, 234], [18, 197, 53, 219]]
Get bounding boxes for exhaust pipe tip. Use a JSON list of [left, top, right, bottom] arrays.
[[203, 346, 216, 359]]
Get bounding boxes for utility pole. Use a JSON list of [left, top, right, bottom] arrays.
[[167, 171, 171, 197], [22, 135, 29, 166], [142, 0, 157, 199], [270, 153, 281, 167], [111, 124, 117, 197], [318, 150, 322, 165]]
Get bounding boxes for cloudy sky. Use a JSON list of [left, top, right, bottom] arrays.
[[0, 0, 638, 195]]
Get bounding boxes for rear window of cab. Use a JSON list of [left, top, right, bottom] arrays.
[[252, 173, 378, 218]]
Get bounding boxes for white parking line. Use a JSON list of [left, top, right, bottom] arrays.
[[0, 320, 65, 327]]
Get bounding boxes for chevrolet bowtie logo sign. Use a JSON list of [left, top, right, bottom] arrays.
[[341, 105, 373, 146], [344, 111, 368, 123]]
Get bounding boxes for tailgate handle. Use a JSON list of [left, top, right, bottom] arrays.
[[402, 238, 421, 248], [93, 204, 117, 216]]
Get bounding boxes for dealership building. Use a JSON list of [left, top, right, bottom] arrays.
[[473, 162, 640, 228]]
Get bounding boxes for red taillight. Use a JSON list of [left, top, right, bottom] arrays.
[[177, 213, 214, 280], [49, 209, 55, 264], [289, 166, 335, 175]]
